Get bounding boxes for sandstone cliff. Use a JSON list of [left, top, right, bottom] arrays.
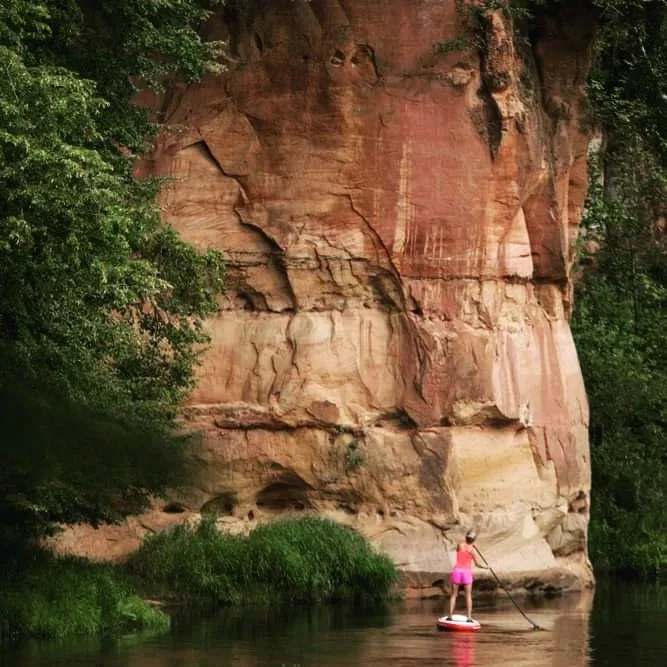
[[56, 0, 597, 593]]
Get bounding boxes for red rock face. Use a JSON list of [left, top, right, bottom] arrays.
[[58, 1, 596, 589]]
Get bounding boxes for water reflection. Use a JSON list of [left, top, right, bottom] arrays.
[[2, 583, 666, 666], [451, 633, 476, 667], [551, 589, 593, 667]]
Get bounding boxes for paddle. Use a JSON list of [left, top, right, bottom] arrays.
[[473, 546, 544, 631]]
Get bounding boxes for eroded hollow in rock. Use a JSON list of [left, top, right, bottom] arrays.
[[256, 472, 312, 510], [201, 491, 239, 516], [162, 502, 187, 514]]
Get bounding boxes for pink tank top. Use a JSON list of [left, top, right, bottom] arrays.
[[455, 545, 474, 569]]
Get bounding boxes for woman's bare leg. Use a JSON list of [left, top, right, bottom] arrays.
[[464, 583, 473, 619], [449, 583, 459, 617]]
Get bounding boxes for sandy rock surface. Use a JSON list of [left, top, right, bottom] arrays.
[[53, 0, 597, 592]]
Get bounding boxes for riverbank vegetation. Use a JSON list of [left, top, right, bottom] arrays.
[[0, 547, 169, 643], [570, 0, 667, 577], [0, 518, 398, 643], [127, 517, 398, 606]]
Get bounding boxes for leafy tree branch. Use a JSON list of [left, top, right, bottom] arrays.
[[0, 1, 227, 540]]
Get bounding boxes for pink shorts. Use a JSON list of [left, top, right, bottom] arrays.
[[451, 567, 473, 585]]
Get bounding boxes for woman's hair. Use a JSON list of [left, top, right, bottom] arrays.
[[465, 530, 477, 543]]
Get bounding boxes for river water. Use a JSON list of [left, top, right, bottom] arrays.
[[2, 580, 665, 666]]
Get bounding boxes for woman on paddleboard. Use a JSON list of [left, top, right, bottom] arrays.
[[447, 530, 488, 622]]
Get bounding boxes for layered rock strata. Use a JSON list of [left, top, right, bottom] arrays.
[[57, 0, 597, 592]]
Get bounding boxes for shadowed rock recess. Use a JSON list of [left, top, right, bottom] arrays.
[[57, 0, 597, 594]]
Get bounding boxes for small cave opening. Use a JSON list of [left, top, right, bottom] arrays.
[[256, 483, 311, 511], [162, 502, 187, 514], [201, 492, 238, 517], [256, 473, 312, 511], [338, 502, 359, 515], [375, 409, 418, 430], [330, 49, 345, 67], [237, 291, 256, 311]]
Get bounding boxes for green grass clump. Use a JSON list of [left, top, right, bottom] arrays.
[[127, 516, 398, 605], [126, 518, 245, 604], [0, 547, 169, 643]]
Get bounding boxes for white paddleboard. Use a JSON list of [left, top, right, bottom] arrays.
[[437, 614, 481, 632]]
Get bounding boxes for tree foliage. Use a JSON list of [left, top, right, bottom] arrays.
[[0, 1, 225, 540], [571, 0, 667, 576]]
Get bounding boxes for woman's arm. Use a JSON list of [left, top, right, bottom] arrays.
[[473, 553, 488, 569]]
